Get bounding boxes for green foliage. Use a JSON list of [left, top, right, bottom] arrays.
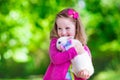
[[93, 69, 120, 80], [0, 0, 120, 79], [0, 0, 77, 78]]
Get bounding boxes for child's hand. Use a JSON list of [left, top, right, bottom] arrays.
[[76, 69, 90, 79]]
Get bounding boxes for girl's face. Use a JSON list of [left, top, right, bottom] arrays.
[[56, 17, 76, 38]]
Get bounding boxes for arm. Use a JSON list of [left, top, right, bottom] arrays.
[[49, 38, 77, 65], [73, 40, 86, 54], [84, 45, 92, 58], [77, 45, 94, 79]]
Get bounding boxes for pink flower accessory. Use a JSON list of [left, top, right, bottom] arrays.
[[67, 9, 79, 19]]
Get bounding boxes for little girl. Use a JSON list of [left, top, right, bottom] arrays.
[[43, 8, 94, 80]]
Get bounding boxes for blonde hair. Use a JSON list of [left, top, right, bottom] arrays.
[[50, 8, 87, 45]]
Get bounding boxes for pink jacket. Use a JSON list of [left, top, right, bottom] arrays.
[[43, 38, 91, 80]]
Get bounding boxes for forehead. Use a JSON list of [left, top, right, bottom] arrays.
[[56, 17, 75, 27]]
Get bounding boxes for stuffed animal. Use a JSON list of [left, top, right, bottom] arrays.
[[56, 36, 94, 76]]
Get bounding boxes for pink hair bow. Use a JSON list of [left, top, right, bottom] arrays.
[[68, 9, 79, 19]]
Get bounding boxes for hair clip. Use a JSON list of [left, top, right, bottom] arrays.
[[68, 9, 79, 19]]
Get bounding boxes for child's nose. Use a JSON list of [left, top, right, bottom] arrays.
[[61, 30, 67, 36]]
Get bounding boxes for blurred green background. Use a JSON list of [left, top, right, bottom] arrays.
[[0, 0, 120, 80]]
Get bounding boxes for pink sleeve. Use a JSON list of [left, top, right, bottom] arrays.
[[84, 45, 92, 57], [49, 38, 77, 64]]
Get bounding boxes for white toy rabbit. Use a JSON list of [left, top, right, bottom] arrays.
[[56, 36, 94, 76]]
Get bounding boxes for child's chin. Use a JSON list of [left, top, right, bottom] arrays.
[[69, 36, 74, 38]]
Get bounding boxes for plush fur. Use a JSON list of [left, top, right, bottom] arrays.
[[56, 37, 94, 76]]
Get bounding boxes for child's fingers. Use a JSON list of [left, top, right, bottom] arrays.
[[77, 70, 90, 79], [77, 70, 84, 78]]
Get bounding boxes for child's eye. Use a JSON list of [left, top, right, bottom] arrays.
[[58, 27, 61, 30], [66, 27, 70, 29]]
